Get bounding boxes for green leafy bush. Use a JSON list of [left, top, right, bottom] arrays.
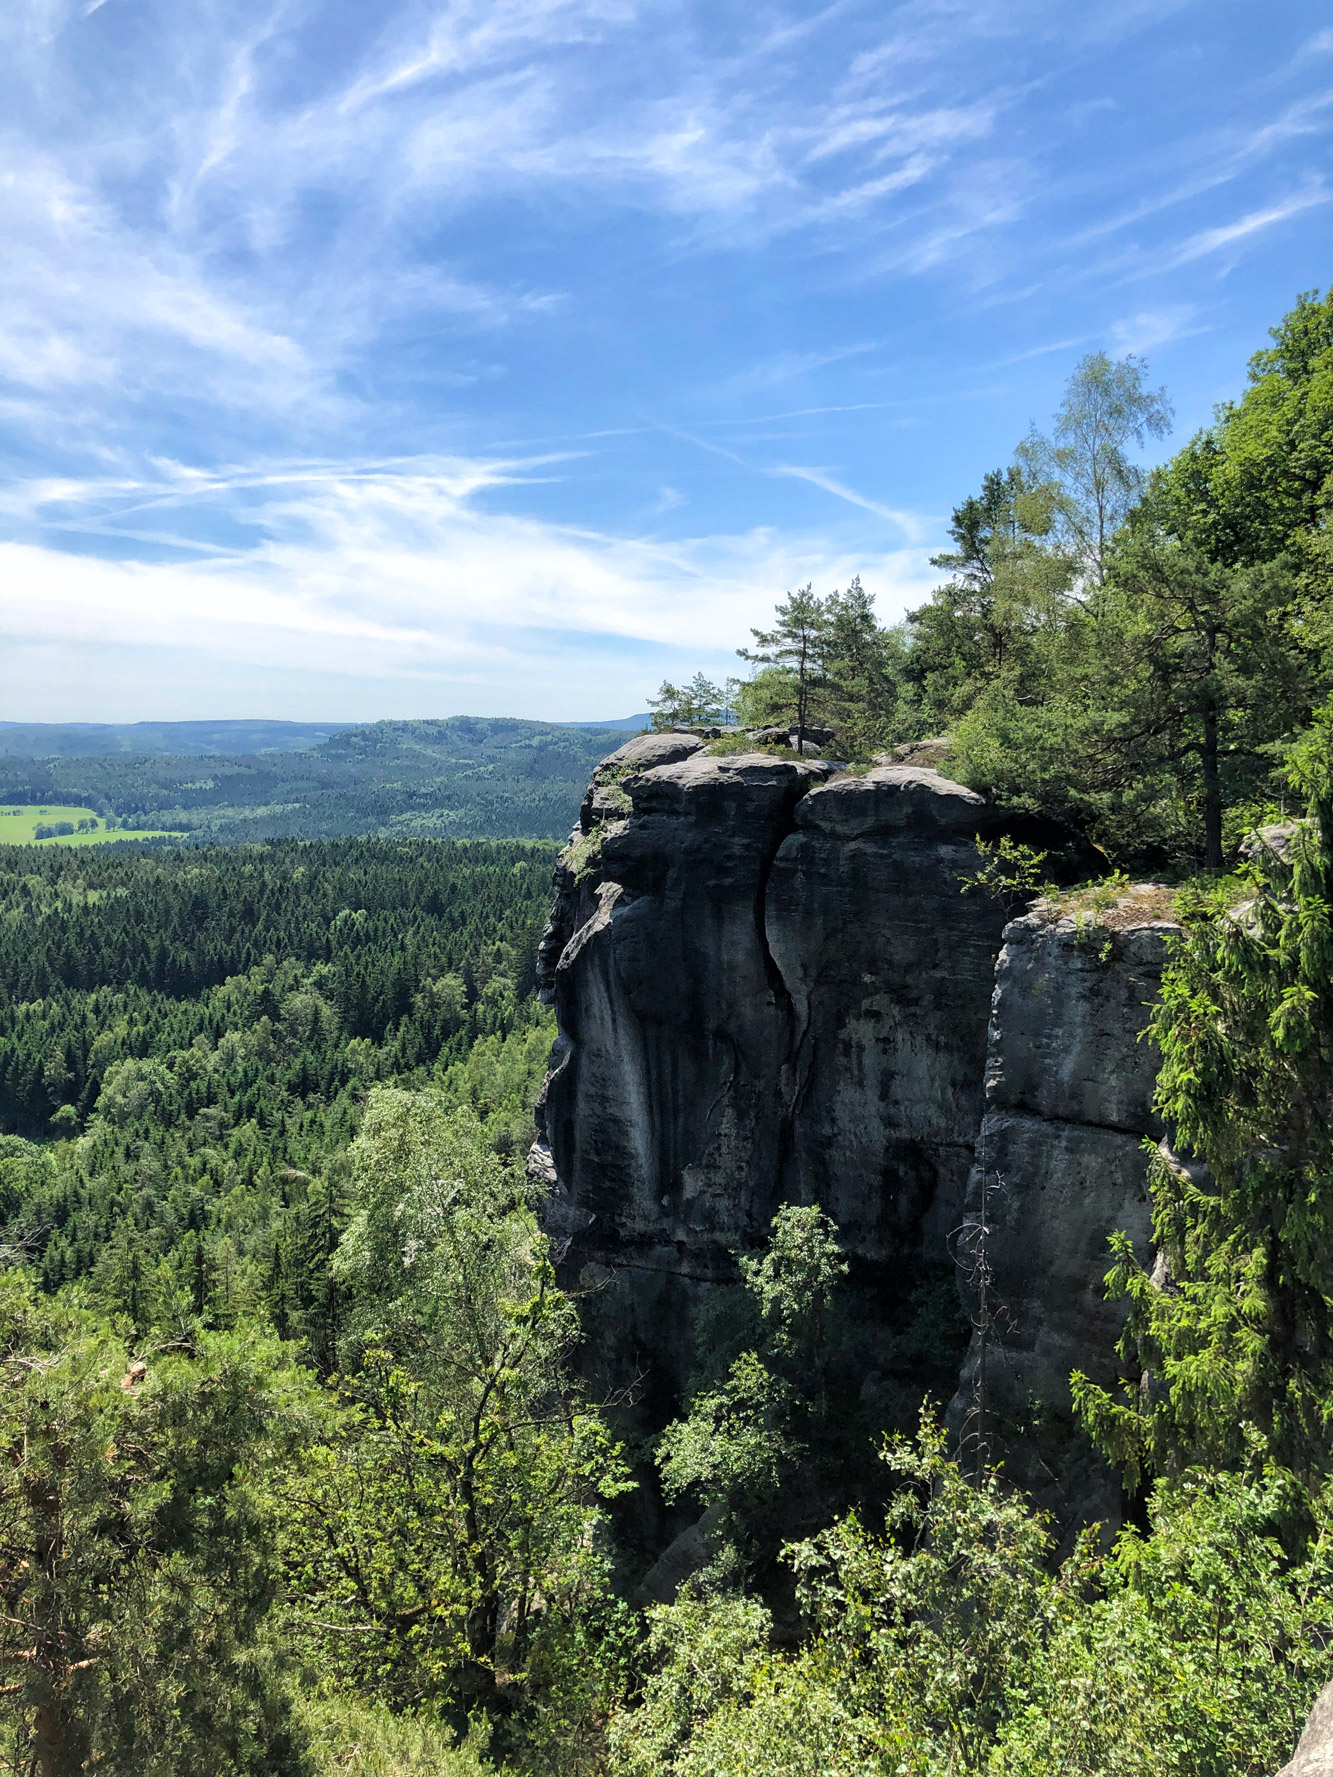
[[613, 1417, 1333, 1777]]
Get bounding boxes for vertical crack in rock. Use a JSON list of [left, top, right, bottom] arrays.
[[534, 741, 832, 1417], [764, 766, 1018, 1264], [753, 805, 799, 1011], [752, 779, 812, 1206]]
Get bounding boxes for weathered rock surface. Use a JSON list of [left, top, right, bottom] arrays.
[[1278, 1678, 1333, 1776], [535, 741, 1173, 1541], [537, 749, 832, 1413], [766, 769, 1015, 1263], [535, 731, 706, 1006], [948, 891, 1177, 1528], [537, 756, 1020, 1416]]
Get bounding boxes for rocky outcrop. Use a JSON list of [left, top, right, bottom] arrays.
[[536, 743, 835, 1415], [949, 890, 1177, 1529], [1278, 1679, 1333, 1776], [535, 738, 1171, 1535], [765, 767, 1020, 1264], [536, 748, 1031, 1413], [534, 731, 707, 1013]]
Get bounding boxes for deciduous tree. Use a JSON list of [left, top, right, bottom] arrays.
[[284, 1093, 629, 1719], [1018, 350, 1173, 586]]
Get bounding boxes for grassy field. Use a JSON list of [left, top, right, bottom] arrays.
[[0, 806, 179, 847]]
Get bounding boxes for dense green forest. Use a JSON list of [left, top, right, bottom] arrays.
[[0, 718, 633, 844], [2, 291, 1333, 1777], [0, 839, 557, 1373]]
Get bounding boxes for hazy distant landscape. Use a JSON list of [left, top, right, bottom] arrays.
[[0, 718, 356, 758], [0, 716, 641, 842], [0, 713, 650, 760]]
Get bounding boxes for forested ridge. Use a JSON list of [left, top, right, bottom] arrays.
[[0, 718, 353, 758], [2, 292, 1333, 1776], [0, 717, 633, 844]]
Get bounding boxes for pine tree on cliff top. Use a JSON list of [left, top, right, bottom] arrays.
[[737, 584, 828, 746]]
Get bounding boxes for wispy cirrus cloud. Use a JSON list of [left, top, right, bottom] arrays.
[[0, 457, 939, 716], [713, 344, 881, 398], [0, 0, 1029, 450], [767, 465, 926, 538], [1108, 306, 1208, 354], [2, 0, 1330, 720], [1166, 182, 1330, 267]]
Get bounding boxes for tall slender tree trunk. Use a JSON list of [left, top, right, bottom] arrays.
[[1201, 655, 1223, 869]]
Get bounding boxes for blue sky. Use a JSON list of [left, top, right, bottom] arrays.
[[1, 0, 1330, 723]]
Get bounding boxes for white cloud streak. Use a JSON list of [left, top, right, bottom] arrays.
[[1167, 183, 1330, 266], [767, 465, 926, 538], [1108, 305, 1208, 354], [0, 459, 939, 713]]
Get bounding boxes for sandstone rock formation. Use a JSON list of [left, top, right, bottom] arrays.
[[535, 740, 835, 1418], [949, 890, 1177, 1528], [765, 766, 1019, 1266], [534, 738, 1170, 1536], [535, 750, 1025, 1405]]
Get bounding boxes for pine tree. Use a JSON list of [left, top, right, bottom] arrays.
[[1092, 543, 1313, 867], [820, 577, 906, 757], [737, 585, 829, 746]]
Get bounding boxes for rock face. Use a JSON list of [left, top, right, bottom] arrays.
[[948, 893, 1177, 1528], [535, 740, 1170, 1532], [536, 744, 837, 1416], [765, 768, 1018, 1265], [1278, 1679, 1333, 1776]]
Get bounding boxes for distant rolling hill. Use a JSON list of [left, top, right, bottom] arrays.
[[565, 713, 652, 731], [0, 714, 652, 757], [0, 716, 643, 844], [0, 719, 354, 758]]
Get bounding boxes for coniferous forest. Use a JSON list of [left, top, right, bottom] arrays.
[[2, 292, 1333, 1777]]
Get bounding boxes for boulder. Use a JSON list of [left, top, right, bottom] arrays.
[[746, 724, 837, 750]]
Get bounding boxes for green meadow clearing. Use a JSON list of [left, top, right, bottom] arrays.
[[0, 805, 179, 846]]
